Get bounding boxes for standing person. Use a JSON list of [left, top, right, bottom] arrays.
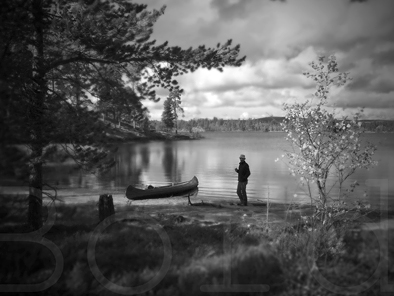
[[234, 154, 250, 206]]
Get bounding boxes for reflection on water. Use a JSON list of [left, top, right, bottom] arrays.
[[42, 132, 394, 208]]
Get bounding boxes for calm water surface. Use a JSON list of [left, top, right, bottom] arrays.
[[43, 132, 394, 208]]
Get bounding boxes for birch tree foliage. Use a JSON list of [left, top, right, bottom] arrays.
[[281, 55, 377, 209]]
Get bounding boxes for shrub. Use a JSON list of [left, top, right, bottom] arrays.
[[281, 55, 377, 210], [178, 244, 284, 296]]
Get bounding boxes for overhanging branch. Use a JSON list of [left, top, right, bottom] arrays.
[[46, 55, 117, 72]]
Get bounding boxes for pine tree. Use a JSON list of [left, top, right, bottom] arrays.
[[169, 90, 184, 134], [0, 0, 245, 229], [162, 97, 175, 131]]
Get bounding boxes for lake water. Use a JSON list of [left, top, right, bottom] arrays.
[[43, 132, 394, 209]]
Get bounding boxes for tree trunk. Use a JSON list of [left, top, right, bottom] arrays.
[[28, 160, 43, 229], [28, 0, 46, 230], [98, 194, 115, 222], [316, 179, 326, 208]]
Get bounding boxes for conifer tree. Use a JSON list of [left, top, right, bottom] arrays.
[[162, 97, 175, 131], [169, 90, 184, 134], [0, 0, 245, 229]]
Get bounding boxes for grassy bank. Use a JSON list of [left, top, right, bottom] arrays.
[[0, 194, 393, 295]]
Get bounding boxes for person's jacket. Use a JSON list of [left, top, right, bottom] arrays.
[[236, 161, 250, 182]]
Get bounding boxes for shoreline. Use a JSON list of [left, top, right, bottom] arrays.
[[2, 186, 393, 229], [0, 186, 310, 225]]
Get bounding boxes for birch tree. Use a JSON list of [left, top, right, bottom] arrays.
[[281, 55, 377, 210]]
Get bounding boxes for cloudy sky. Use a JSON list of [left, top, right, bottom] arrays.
[[138, 0, 394, 120]]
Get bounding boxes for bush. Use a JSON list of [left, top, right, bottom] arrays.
[[178, 245, 284, 296]]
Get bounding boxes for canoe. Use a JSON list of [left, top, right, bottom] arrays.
[[125, 176, 199, 200]]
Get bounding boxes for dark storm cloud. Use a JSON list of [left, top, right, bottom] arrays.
[[332, 94, 394, 109], [313, 36, 369, 57], [141, 0, 394, 62], [340, 61, 357, 72], [198, 21, 221, 38], [210, 0, 255, 21], [373, 49, 394, 66], [347, 75, 394, 94], [347, 74, 374, 91], [138, 0, 394, 119], [369, 80, 394, 94]]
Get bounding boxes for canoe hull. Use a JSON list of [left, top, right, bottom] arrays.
[[125, 176, 199, 200]]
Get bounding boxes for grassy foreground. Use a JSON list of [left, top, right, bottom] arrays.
[[0, 194, 393, 296]]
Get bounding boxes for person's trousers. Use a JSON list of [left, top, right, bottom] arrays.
[[237, 181, 248, 205]]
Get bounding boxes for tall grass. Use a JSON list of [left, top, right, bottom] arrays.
[[0, 194, 390, 295]]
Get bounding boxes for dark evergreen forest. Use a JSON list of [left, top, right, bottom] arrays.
[[151, 117, 394, 132]]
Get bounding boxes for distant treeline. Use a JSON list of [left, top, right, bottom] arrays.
[[152, 117, 282, 132], [151, 117, 394, 133], [357, 120, 394, 132]]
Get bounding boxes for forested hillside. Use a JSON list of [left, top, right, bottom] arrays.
[[151, 117, 394, 133]]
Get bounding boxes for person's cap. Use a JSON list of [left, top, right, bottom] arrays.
[[239, 154, 246, 159]]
